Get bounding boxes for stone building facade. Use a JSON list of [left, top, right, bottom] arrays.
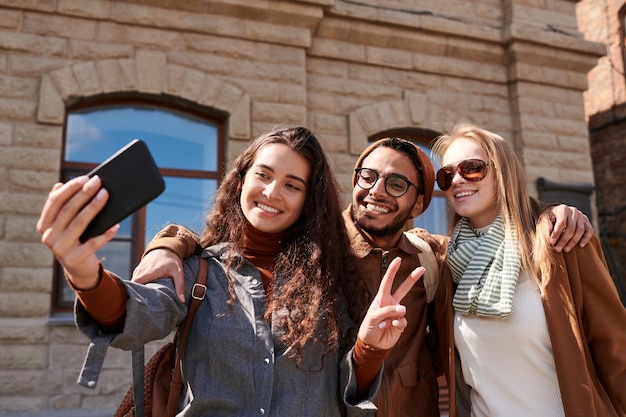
[[0, 0, 608, 414], [577, 0, 626, 301]]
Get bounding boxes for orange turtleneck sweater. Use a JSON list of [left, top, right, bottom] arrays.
[[241, 224, 285, 297]]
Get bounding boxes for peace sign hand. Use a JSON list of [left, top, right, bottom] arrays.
[[357, 257, 424, 351]]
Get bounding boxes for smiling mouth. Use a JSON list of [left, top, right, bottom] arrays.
[[454, 190, 476, 198], [257, 202, 280, 214], [364, 202, 390, 214]]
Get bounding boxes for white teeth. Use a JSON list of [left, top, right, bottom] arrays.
[[455, 191, 475, 198], [257, 203, 280, 214], [366, 203, 389, 214]]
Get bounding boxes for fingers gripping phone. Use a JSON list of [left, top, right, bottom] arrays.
[[79, 139, 165, 242]]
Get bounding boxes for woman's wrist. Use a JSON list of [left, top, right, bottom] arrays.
[[65, 263, 103, 292]]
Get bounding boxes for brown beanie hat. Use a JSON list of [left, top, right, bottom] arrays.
[[352, 138, 435, 214]]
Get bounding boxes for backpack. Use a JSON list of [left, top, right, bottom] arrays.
[[115, 256, 208, 417], [403, 231, 438, 302]]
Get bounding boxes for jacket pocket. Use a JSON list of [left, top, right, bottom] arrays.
[[397, 362, 419, 387]]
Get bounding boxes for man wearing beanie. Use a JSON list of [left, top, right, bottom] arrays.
[[346, 137, 448, 417], [131, 136, 591, 417]]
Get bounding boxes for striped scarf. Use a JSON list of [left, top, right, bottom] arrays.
[[447, 214, 521, 318]]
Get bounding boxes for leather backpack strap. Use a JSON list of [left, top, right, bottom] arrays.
[[131, 349, 145, 417], [403, 231, 438, 303], [165, 255, 208, 416]]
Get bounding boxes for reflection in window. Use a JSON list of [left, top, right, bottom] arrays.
[[56, 103, 224, 310], [412, 144, 449, 236]]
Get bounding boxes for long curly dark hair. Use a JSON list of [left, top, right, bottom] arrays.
[[200, 127, 364, 362]]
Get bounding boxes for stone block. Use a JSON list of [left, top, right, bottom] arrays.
[[118, 59, 138, 91], [315, 132, 348, 154], [0, 147, 60, 171], [49, 325, 89, 345], [37, 75, 65, 125], [251, 102, 306, 125], [0, 122, 12, 146], [367, 46, 412, 69], [164, 64, 186, 96], [99, 21, 179, 48], [0, 394, 44, 413], [0, 266, 52, 293], [0, 98, 36, 122], [0, 370, 46, 395], [58, 0, 112, 19], [73, 61, 102, 96], [229, 94, 251, 140], [49, 393, 80, 409], [96, 369, 132, 395], [50, 344, 90, 369], [136, 50, 167, 94], [0, 292, 51, 317], [68, 40, 133, 61], [307, 92, 336, 114], [0, 318, 49, 343], [0, 191, 58, 216], [9, 170, 60, 194], [310, 113, 347, 136], [179, 68, 205, 102], [22, 11, 96, 40], [406, 92, 428, 126], [14, 123, 63, 148], [0, 75, 38, 100], [0, 32, 65, 56], [49, 67, 81, 101], [310, 38, 366, 62], [0, 9, 20, 29], [277, 84, 307, 106], [214, 83, 244, 113], [0, 344, 47, 369], [520, 130, 558, 150]]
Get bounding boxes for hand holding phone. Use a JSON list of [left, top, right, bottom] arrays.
[[80, 139, 165, 242]]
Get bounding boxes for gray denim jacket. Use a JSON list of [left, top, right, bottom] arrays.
[[76, 244, 381, 417]]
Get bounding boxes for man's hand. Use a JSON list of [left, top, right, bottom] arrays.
[[132, 249, 185, 302], [358, 257, 423, 351], [545, 204, 594, 252]]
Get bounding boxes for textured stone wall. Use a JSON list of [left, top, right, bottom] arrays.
[[0, 0, 605, 413], [577, 0, 626, 300]]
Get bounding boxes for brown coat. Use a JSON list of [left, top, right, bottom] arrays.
[[448, 234, 626, 417], [344, 207, 452, 417]]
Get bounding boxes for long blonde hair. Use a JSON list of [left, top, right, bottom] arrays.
[[431, 123, 556, 281]]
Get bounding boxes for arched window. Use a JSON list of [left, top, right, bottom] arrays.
[[53, 99, 225, 311], [370, 128, 449, 236]]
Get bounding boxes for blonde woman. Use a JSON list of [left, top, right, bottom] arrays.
[[432, 123, 626, 417]]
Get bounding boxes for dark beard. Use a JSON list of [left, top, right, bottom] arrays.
[[352, 204, 411, 238]]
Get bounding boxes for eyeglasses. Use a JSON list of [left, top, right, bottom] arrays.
[[354, 168, 418, 198], [436, 159, 491, 191]]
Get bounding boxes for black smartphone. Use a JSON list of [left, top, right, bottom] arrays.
[[79, 139, 165, 242]]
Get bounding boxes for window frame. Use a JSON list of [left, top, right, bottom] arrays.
[[52, 96, 226, 312]]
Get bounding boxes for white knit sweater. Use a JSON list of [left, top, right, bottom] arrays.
[[454, 270, 565, 417]]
